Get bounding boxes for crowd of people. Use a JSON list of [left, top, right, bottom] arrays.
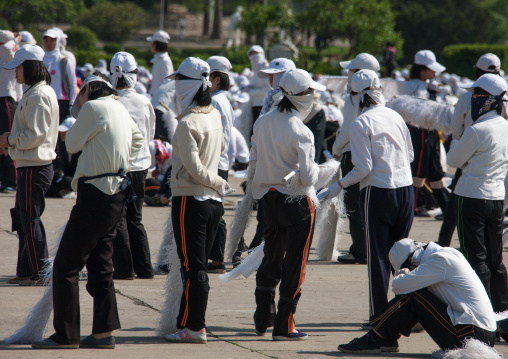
[[1, 26, 508, 356]]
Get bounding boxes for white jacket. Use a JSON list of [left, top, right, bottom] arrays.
[[250, 108, 319, 200], [117, 89, 156, 171], [392, 245, 496, 332], [340, 104, 413, 190], [332, 94, 359, 157], [249, 63, 271, 107], [211, 90, 234, 171], [150, 52, 174, 96], [0, 39, 22, 100], [447, 111, 508, 200]]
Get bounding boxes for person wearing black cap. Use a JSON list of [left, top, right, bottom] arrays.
[[338, 238, 496, 355]]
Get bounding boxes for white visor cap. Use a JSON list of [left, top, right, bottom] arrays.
[[42, 29, 59, 39], [207, 56, 232, 74], [3, 44, 45, 70], [476, 53, 501, 73], [147, 30, 170, 43], [340, 53, 380, 72], [351, 69, 381, 93], [389, 238, 418, 272], [279, 68, 326, 95], [414, 50, 446, 74], [462, 73, 508, 96], [259, 58, 296, 78]]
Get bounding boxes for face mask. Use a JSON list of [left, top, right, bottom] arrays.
[[175, 79, 202, 115], [346, 70, 355, 93], [249, 53, 265, 72], [471, 94, 501, 122], [286, 93, 314, 120], [271, 72, 283, 88]]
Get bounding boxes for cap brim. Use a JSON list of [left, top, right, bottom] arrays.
[[339, 60, 352, 69], [310, 80, 326, 92], [58, 125, 71, 132], [146, 36, 154, 42], [70, 101, 82, 119], [166, 71, 178, 79], [3, 58, 23, 70], [461, 81, 475, 92], [427, 62, 446, 74], [260, 68, 286, 75]]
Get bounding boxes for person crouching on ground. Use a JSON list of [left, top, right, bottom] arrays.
[[32, 74, 144, 349], [163, 57, 234, 344], [250, 69, 325, 341], [338, 238, 496, 354]]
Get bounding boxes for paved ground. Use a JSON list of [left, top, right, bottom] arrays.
[[1, 176, 507, 358]]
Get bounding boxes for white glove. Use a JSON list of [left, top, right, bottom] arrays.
[[328, 181, 343, 198], [428, 79, 440, 92], [218, 180, 236, 197], [395, 268, 410, 276]]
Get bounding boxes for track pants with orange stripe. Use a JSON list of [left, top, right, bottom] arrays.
[[370, 288, 495, 350], [254, 190, 315, 336], [172, 196, 222, 331], [13, 164, 52, 280]]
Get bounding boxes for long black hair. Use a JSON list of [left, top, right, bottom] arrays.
[[86, 71, 117, 101], [176, 73, 212, 107], [23, 60, 51, 86], [210, 71, 230, 91]]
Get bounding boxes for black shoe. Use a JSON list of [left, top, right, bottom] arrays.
[[415, 210, 431, 218], [360, 321, 372, 330], [206, 262, 226, 274], [338, 331, 398, 354], [435, 214, 444, 220], [80, 334, 115, 349], [253, 312, 267, 336]]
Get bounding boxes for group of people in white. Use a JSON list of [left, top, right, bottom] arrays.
[[1, 25, 508, 356]]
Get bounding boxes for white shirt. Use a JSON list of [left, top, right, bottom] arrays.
[[332, 94, 359, 156], [248, 63, 271, 107], [250, 109, 319, 200], [392, 246, 496, 332], [0, 39, 21, 100], [117, 89, 156, 171], [149, 52, 174, 96], [340, 104, 414, 190], [43, 54, 77, 105], [447, 111, 508, 200], [228, 126, 249, 169], [211, 90, 234, 171]]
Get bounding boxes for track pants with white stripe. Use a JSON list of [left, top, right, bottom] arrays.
[[370, 288, 495, 350], [359, 185, 414, 318], [13, 164, 53, 280], [254, 190, 315, 336], [172, 196, 222, 331]]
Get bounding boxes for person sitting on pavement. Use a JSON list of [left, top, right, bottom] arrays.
[[338, 238, 497, 355]]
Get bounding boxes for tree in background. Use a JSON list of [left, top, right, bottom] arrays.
[[0, 0, 84, 29], [211, 0, 223, 40], [77, 2, 145, 43], [392, 0, 508, 63]]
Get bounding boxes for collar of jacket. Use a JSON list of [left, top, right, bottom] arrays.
[[177, 104, 214, 121]]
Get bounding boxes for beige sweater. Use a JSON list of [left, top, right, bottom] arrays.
[[171, 105, 225, 197], [8, 81, 59, 167]]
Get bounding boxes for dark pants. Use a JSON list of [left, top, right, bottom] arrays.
[[438, 169, 461, 247], [113, 170, 154, 279], [456, 195, 508, 312], [360, 185, 414, 318], [172, 196, 222, 331], [304, 109, 326, 162], [255, 191, 315, 335], [154, 108, 171, 142], [51, 182, 124, 345], [53, 99, 70, 178], [0, 96, 17, 189], [157, 166, 172, 198], [209, 169, 228, 263], [370, 289, 495, 350], [341, 152, 366, 262], [13, 164, 53, 280]]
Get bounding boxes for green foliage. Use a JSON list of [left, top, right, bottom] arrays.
[[237, 0, 294, 37], [391, 0, 508, 64], [66, 26, 97, 51], [103, 42, 123, 54], [75, 50, 109, 68], [77, 2, 145, 43], [441, 44, 508, 78], [0, 0, 85, 29]]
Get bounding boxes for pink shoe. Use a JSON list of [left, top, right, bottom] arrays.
[[164, 328, 207, 344]]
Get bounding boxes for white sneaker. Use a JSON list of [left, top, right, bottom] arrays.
[[164, 328, 207, 344]]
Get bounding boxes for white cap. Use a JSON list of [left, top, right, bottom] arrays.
[[51, 27, 68, 39], [462, 73, 508, 96], [147, 30, 170, 43], [3, 45, 45, 70], [0, 30, 14, 43], [475, 53, 501, 73], [70, 75, 113, 118], [414, 50, 445, 73], [389, 238, 418, 272], [83, 63, 93, 71], [236, 92, 250, 103], [111, 52, 137, 73], [340, 53, 380, 72], [58, 117, 76, 132], [401, 68, 409, 77], [206, 56, 232, 74], [259, 58, 296, 77], [167, 57, 210, 80], [279, 69, 326, 95], [42, 29, 59, 39], [20, 31, 36, 45], [351, 69, 381, 93], [248, 45, 264, 56]]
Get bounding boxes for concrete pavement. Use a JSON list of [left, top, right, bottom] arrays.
[[1, 176, 508, 358]]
